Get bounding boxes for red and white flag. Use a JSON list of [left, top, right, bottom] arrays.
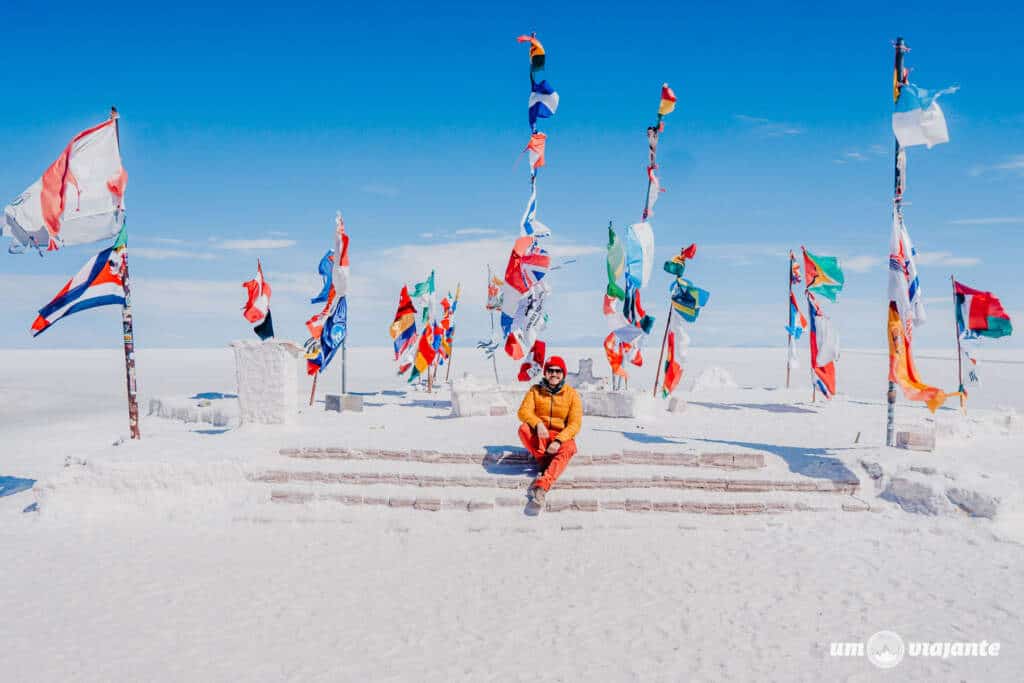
[[242, 260, 271, 323], [3, 116, 127, 252], [526, 132, 547, 171]]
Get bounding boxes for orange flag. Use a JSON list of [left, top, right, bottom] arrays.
[[888, 303, 958, 413]]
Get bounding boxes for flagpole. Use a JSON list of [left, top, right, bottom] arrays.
[[111, 107, 141, 440], [341, 342, 347, 395], [652, 302, 672, 398], [445, 283, 461, 383], [310, 372, 318, 406], [886, 37, 908, 447], [952, 274, 966, 413], [786, 252, 794, 389]]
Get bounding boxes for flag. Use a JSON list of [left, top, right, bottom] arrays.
[[803, 248, 844, 301], [662, 330, 683, 397], [504, 236, 550, 295], [786, 292, 807, 340], [306, 286, 336, 339], [242, 260, 271, 324], [3, 117, 127, 253], [664, 243, 697, 278], [669, 277, 710, 323], [623, 282, 656, 333], [526, 132, 547, 171], [790, 251, 801, 285], [503, 283, 549, 360], [888, 303, 956, 412], [808, 293, 839, 398], [411, 270, 436, 327], [520, 184, 551, 238], [961, 343, 980, 389], [528, 80, 559, 129], [888, 211, 925, 335], [893, 82, 957, 149], [605, 223, 626, 301], [389, 285, 417, 360], [31, 244, 125, 336], [516, 34, 545, 72], [658, 84, 677, 117], [311, 249, 334, 303], [408, 329, 437, 383], [254, 310, 275, 340], [307, 297, 347, 375], [486, 271, 504, 311], [517, 340, 547, 381], [603, 332, 626, 379], [625, 222, 655, 289], [331, 212, 351, 297], [645, 165, 664, 217], [954, 281, 1012, 339]]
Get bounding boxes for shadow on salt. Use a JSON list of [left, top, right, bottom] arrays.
[[691, 437, 858, 482]]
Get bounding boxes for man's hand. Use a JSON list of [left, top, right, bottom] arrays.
[[546, 440, 561, 455], [535, 422, 549, 440]]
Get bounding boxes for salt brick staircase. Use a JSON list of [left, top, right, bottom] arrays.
[[250, 446, 870, 516]]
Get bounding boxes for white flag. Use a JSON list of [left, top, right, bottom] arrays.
[[3, 117, 127, 252], [892, 83, 957, 149]]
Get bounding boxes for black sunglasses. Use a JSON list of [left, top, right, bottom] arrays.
[[544, 368, 564, 374]]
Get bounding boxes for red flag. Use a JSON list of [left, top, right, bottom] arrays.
[[242, 260, 271, 323]]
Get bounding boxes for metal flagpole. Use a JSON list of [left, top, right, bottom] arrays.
[[111, 107, 141, 440], [652, 302, 672, 398], [886, 37, 908, 447], [341, 343, 347, 395]]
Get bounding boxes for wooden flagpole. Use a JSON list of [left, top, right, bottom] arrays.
[[112, 107, 140, 440], [786, 252, 794, 388], [652, 301, 673, 398], [952, 274, 966, 413], [486, 265, 501, 385], [309, 373, 318, 406], [886, 37, 908, 447], [444, 283, 461, 383]]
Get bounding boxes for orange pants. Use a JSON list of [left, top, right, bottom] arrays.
[[518, 423, 578, 491]]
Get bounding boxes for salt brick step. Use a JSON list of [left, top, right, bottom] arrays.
[[251, 470, 858, 494], [269, 489, 871, 515], [279, 447, 766, 470]]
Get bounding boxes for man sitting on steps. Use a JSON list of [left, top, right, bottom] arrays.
[[517, 356, 583, 506]]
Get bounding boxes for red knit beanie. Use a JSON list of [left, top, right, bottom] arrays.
[[544, 356, 567, 374]]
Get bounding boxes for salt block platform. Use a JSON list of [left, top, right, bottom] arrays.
[[249, 447, 867, 516]]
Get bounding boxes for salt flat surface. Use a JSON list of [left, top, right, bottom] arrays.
[[1, 345, 1022, 681]]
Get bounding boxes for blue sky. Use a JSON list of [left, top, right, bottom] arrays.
[[1, 0, 1022, 362]]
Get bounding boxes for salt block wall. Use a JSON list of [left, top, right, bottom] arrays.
[[231, 341, 305, 425]]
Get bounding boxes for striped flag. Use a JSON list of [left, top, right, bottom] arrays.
[[32, 245, 125, 336], [955, 281, 1012, 339], [658, 84, 677, 117]]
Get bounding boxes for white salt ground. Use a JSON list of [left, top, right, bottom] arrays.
[[1, 346, 1022, 681]]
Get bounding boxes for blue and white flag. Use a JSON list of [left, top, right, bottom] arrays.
[[311, 249, 334, 304], [528, 80, 559, 130], [520, 185, 551, 238], [893, 82, 958, 148], [32, 245, 125, 336], [307, 297, 347, 374]]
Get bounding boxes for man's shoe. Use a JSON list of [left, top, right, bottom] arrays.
[[529, 485, 546, 507]]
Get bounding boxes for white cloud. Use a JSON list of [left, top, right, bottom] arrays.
[[948, 217, 1024, 225], [734, 114, 803, 137], [132, 248, 216, 261], [915, 251, 981, 267], [842, 255, 881, 273], [700, 243, 788, 265], [149, 237, 185, 245], [845, 152, 867, 161], [969, 154, 1024, 177], [419, 232, 435, 239], [216, 239, 296, 250], [454, 228, 499, 236]]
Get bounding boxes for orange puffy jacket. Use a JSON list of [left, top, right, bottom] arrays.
[[517, 382, 583, 442]]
